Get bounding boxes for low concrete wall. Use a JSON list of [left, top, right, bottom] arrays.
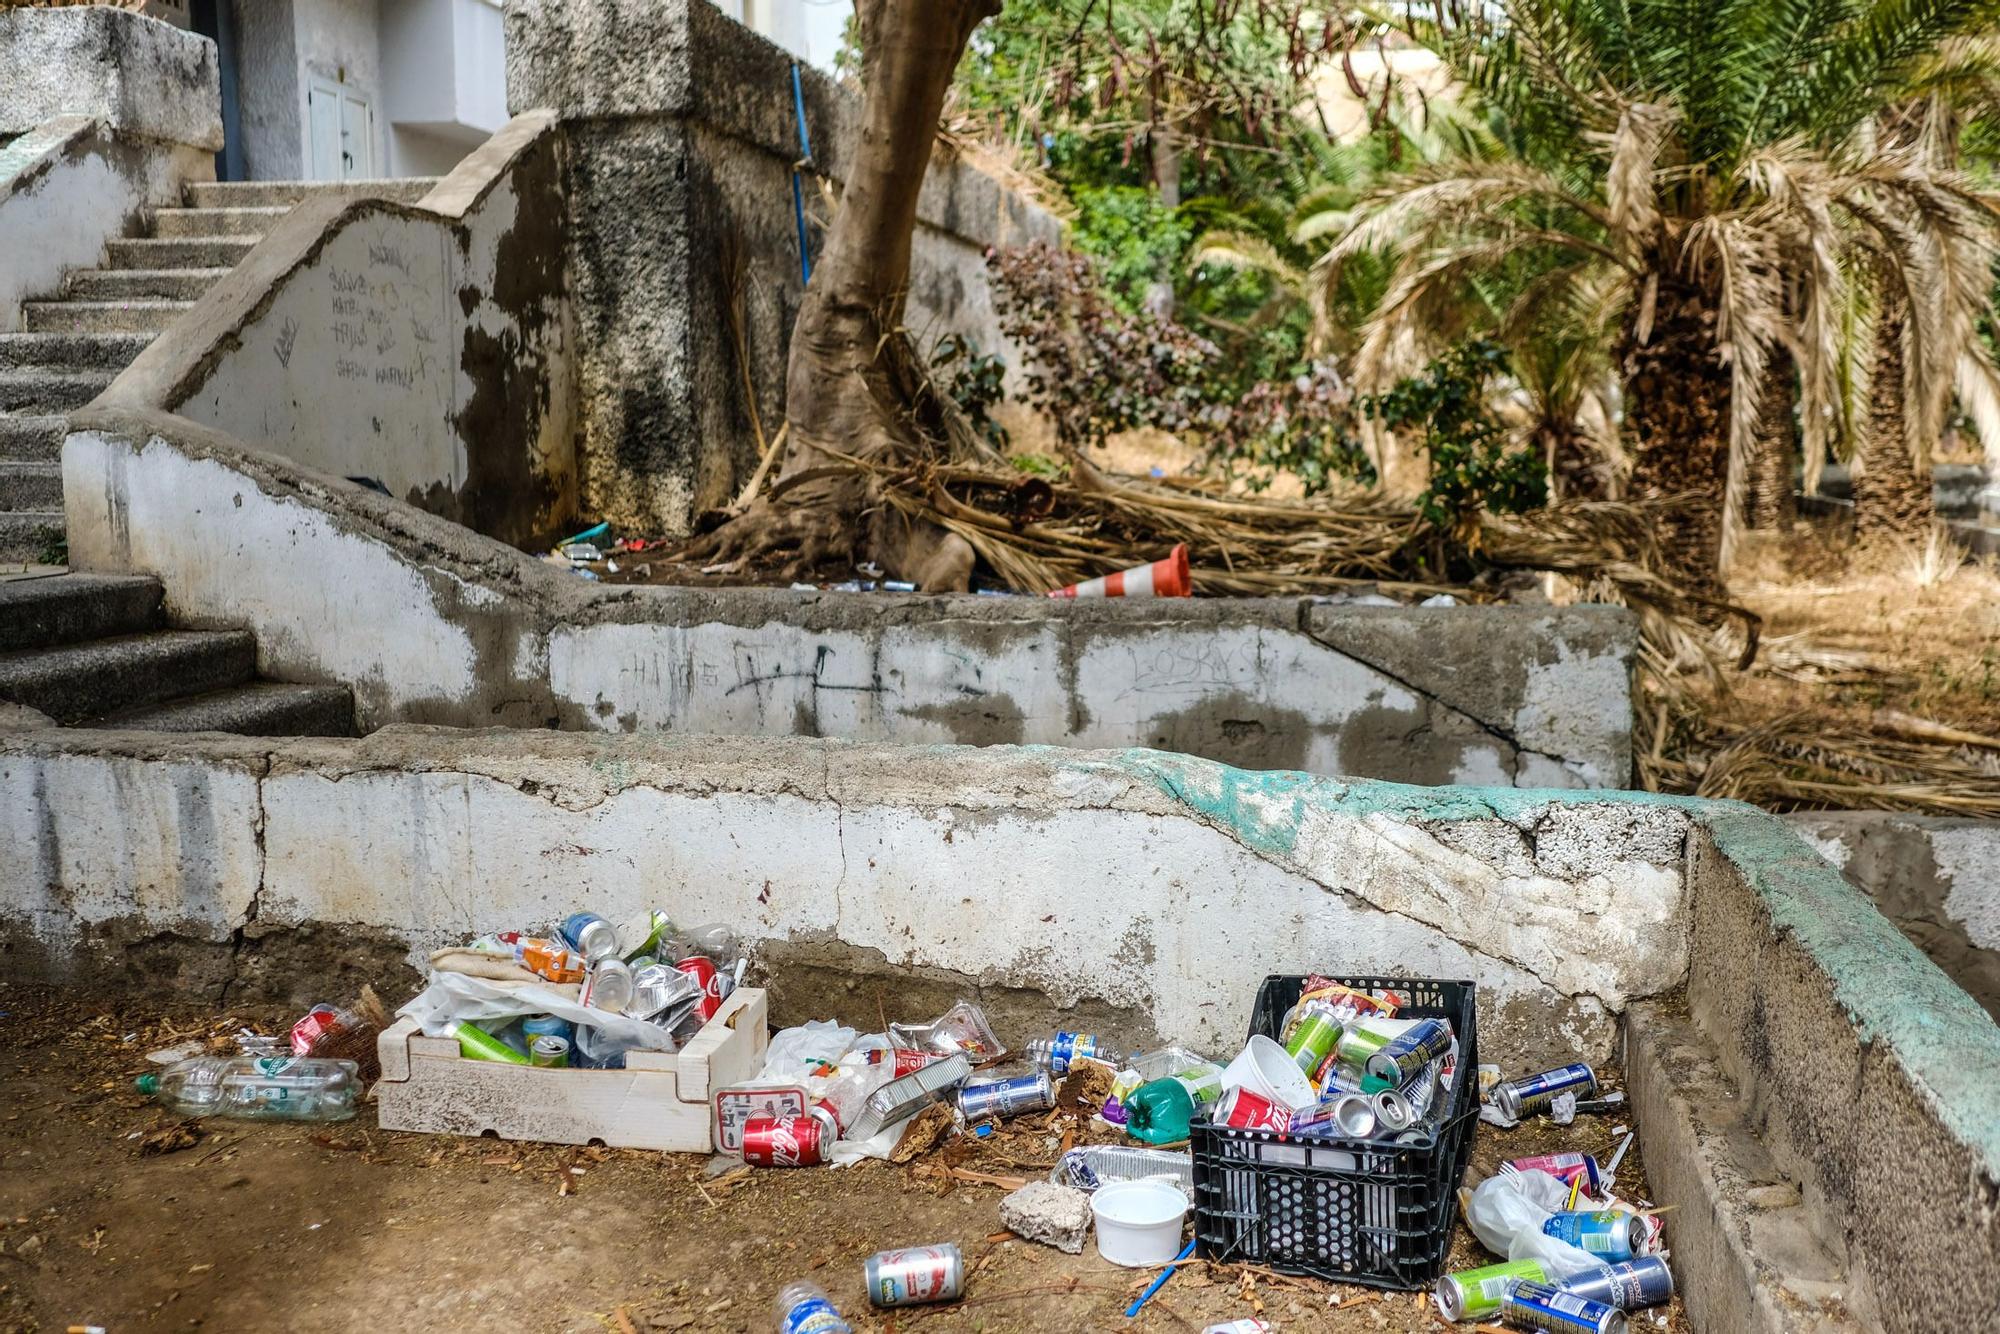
[[103, 112, 578, 548], [0, 727, 1691, 1067], [62, 419, 1635, 786], [1675, 808, 2000, 1333], [504, 0, 1061, 535], [0, 117, 210, 333], [0, 7, 222, 149], [1790, 812, 2000, 1019]]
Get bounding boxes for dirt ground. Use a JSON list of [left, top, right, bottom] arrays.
[[0, 988, 1683, 1334], [1727, 520, 2000, 737]]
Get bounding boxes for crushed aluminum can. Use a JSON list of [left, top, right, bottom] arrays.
[[1051, 1144, 1193, 1196]]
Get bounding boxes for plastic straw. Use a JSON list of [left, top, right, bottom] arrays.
[[1125, 1239, 1197, 1318]]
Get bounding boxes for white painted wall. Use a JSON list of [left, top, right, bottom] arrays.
[[0, 731, 1693, 1065], [0, 121, 207, 331], [381, 0, 506, 177]]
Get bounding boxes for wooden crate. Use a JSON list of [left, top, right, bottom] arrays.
[[374, 988, 769, 1152]]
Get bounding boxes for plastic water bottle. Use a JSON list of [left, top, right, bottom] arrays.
[[1123, 1064, 1224, 1144], [135, 1054, 362, 1122], [775, 1280, 852, 1333]]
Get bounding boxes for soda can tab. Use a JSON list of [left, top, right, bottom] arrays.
[[559, 912, 621, 963], [1503, 1151, 1603, 1194], [1540, 1210, 1646, 1261], [1364, 1017, 1454, 1086], [1500, 1279, 1627, 1334], [673, 955, 724, 1022], [864, 1243, 964, 1307], [956, 1072, 1054, 1122], [742, 1108, 837, 1167], [1214, 1085, 1293, 1133], [1555, 1256, 1674, 1311], [1433, 1258, 1547, 1321], [289, 1005, 347, 1055], [713, 1084, 811, 1154], [529, 1035, 570, 1067], [1493, 1063, 1598, 1121]]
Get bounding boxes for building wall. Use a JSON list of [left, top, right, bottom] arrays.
[[230, 0, 303, 178]]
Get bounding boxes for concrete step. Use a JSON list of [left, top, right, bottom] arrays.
[[105, 236, 257, 270], [1627, 1001, 1868, 1332], [0, 572, 163, 652], [21, 301, 193, 336], [0, 332, 154, 371], [0, 415, 66, 462], [65, 267, 231, 301], [98, 680, 356, 737], [0, 461, 61, 511], [0, 511, 63, 565], [149, 205, 286, 239], [0, 628, 256, 724], [0, 367, 114, 413], [185, 177, 440, 208]]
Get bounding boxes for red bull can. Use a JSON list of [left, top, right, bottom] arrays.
[[863, 1243, 964, 1307], [1500, 1279, 1626, 1333]]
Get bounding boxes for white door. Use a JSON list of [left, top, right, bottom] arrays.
[[307, 80, 374, 180]]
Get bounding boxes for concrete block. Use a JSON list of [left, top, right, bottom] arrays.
[[0, 7, 222, 149], [1000, 1182, 1094, 1254]]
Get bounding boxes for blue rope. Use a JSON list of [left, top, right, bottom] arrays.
[[790, 62, 814, 285]]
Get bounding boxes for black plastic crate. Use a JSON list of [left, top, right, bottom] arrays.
[[1190, 974, 1479, 1290]]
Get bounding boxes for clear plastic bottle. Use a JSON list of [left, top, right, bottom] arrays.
[[135, 1054, 362, 1122], [775, 1280, 853, 1333]]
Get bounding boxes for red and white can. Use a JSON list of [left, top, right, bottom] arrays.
[[675, 955, 724, 1022], [1216, 1085, 1293, 1133], [289, 1005, 348, 1055], [741, 1109, 835, 1167]]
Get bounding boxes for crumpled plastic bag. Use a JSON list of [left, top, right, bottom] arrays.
[[398, 969, 677, 1057], [759, 1020, 858, 1083], [1463, 1168, 1601, 1279]]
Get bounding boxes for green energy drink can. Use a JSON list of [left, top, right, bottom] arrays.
[[1284, 1003, 1343, 1074], [529, 1035, 570, 1068], [1434, 1258, 1547, 1321], [1333, 1023, 1393, 1069]]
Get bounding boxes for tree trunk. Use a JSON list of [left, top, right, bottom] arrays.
[[1546, 421, 1606, 501], [1748, 344, 1797, 530], [1852, 291, 1936, 545], [684, 0, 999, 589], [1617, 267, 1732, 591]]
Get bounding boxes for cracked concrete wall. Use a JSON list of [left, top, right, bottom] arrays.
[[503, 0, 1061, 535], [1682, 807, 2000, 1334], [0, 7, 222, 148], [98, 113, 577, 549], [1790, 812, 2000, 1020], [0, 727, 1690, 1068], [63, 420, 1635, 787]]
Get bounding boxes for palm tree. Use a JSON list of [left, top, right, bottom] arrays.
[[1319, 0, 2000, 589]]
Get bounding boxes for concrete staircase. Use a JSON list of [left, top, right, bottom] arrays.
[[0, 177, 439, 563], [0, 572, 355, 736]]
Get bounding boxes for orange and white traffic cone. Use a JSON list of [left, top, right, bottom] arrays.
[[1048, 544, 1191, 599]]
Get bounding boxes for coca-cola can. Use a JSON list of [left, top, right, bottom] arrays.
[[675, 955, 724, 1022], [1216, 1085, 1292, 1133], [741, 1110, 835, 1167]]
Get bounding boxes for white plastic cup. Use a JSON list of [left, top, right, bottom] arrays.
[[1221, 1034, 1318, 1112], [1091, 1178, 1190, 1267]]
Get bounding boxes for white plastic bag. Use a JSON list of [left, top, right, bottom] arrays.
[[758, 1020, 858, 1083], [1463, 1168, 1600, 1278], [398, 970, 678, 1053]]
